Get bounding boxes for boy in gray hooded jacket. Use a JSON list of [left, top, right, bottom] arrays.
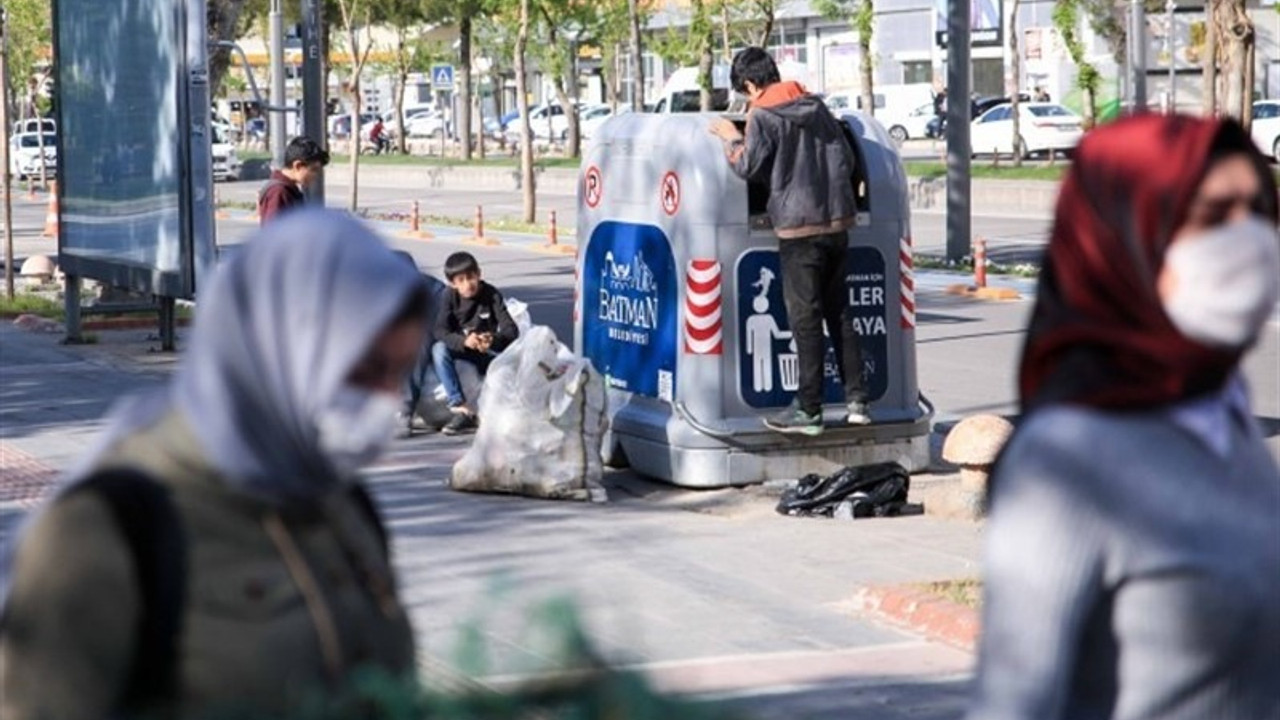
[[710, 47, 870, 436]]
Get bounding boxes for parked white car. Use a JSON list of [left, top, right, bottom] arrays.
[[1250, 100, 1280, 160], [970, 102, 1084, 158], [580, 105, 626, 139], [877, 102, 937, 143], [211, 124, 241, 182], [12, 118, 56, 135], [8, 132, 57, 180], [406, 109, 447, 138]]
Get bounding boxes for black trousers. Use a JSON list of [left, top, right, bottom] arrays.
[[778, 232, 866, 415]]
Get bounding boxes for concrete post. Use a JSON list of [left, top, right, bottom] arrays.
[[945, 0, 972, 262], [301, 0, 326, 204]]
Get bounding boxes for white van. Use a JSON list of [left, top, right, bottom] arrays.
[[654, 65, 732, 113], [824, 83, 936, 142]]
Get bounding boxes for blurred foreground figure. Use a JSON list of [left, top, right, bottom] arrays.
[[1, 211, 429, 719], [969, 116, 1280, 719]]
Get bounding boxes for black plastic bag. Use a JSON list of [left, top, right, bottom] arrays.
[[775, 462, 910, 519]]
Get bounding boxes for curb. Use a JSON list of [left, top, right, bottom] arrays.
[[853, 585, 980, 652], [3, 313, 193, 332], [943, 283, 1022, 301]]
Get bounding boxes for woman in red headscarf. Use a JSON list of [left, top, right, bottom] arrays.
[[967, 115, 1280, 720]]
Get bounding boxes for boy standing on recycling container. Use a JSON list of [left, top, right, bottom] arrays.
[[710, 47, 871, 437]]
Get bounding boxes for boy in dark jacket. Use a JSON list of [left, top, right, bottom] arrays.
[[432, 251, 519, 435], [710, 47, 870, 436], [258, 136, 329, 225]]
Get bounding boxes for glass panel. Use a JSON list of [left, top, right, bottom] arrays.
[[902, 61, 933, 85], [57, 0, 183, 273]]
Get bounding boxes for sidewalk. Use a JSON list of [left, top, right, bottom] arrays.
[[0, 239, 998, 719]]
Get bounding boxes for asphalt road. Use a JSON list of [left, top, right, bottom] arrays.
[[210, 175, 1053, 263]]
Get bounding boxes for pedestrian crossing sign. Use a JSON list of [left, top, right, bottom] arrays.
[[431, 64, 455, 90]]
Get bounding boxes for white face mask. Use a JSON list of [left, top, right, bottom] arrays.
[[1162, 215, 1280, 349], [315, 386, 402, 477]]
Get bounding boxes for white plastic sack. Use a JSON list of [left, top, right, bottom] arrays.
[[412, 296, 530, 429], [450, 325, 608, 501]]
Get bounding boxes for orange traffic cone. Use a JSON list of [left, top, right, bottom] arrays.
[[42, 181, 59, 238]]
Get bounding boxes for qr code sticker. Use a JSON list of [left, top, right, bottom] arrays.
[[657, 370, 674, 403]]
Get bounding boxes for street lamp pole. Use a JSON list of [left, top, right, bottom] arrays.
[[1166, 0, 1177, 112], [268, 0, 286, 167], [1, 7, 13, 300], [1130, 0, 1148, 111]]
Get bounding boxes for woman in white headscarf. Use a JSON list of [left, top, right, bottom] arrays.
[[0, 210, 431, 719]]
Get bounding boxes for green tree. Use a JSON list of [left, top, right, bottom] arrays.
[[515, 0, 535, 222], [334, 0, 383, 211], [1053, 0, 1099, 127], [1009, 0, 1023, 164], [209, 0, 261, 98], [3, 0, 51, 119], [421, 0, 496, 161], [814, 0, 875, 117], [383, 0, 435, 155], [4, 0, 51, 188], [475, 10, 518, 149], [649, 0, 716, 111]]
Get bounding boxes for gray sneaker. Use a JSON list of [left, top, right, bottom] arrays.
[[845, 401, 872, 426], [763, 404, 824, 437], [441, 412, 478, 436]]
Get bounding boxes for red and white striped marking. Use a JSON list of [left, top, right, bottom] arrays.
[[685, 259, 723, 354], [899, 237, 916, 330]]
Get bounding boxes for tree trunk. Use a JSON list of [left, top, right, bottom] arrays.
[[628, 0, 645, 111], [1242, 41, 1254, 132], [553, 76, 578, 157], [396, 31, 409, 155], [758, 1, 775, 46], [567, 45, 582, 158], [348, 77, 361, 212], [606, 43, 621, 112], [516, 0, 536, 223], [459, 13, 474, 161], [1009, 0, 1023, 166], [208, 0, 252, 97], [721, 4, 732, 62], [699, 24, 714, 111], [1203, 1, 1217, 115], [1218, 0, 1252, 123], [476, 71, 487, 160], [858, 1, 875, 118], [35, 107, 48, 189], [396, 69, 408, 154]]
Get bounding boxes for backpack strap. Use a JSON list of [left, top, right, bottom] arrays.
[[347, 483, 389, 556], [69, 469, 186, 708]]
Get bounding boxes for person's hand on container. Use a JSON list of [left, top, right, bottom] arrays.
[[708, 118, 743, 142]]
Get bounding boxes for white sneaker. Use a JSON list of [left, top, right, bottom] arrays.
[[846, 402, 872, 426]]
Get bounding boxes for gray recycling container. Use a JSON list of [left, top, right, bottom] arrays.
[[574, 111, 932, 487]]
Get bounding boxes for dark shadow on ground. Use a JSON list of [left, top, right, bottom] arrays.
[[711, 677, 970, 720]]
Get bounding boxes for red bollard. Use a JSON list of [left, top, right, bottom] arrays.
[[540, 208, 574, 255], [474, 205, 485, 241], [401, 199, 432, 240], [974, 239, 988, 289]]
